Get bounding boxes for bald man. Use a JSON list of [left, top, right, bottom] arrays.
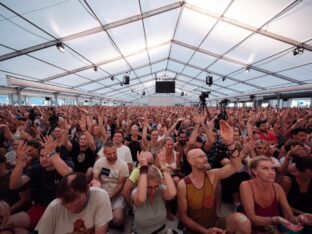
[[122, 151, 162, 207], [177, 120, 251, 234]]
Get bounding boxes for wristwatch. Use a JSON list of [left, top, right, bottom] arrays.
[[47, 151, 57, 157]]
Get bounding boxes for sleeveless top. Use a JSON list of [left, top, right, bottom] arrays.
[[287, 173, 312, 213], [249, 181, 281, 233], [165, 151, 177, 175], [184, 175, 217, 230]]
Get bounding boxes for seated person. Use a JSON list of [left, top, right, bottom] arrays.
[[91, 142, 129, 230], [178, 120, 251, 234], [240, 156, 311, 234], [131, 151, 176, 234], [280, 156, 312, 233], [0, 155, 29, 215], [35, 172, 112, 234], [122, 151, 161, 207], [8, 137, 73, 231]]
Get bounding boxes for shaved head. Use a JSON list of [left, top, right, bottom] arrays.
[[187, 148, 204, 162], [187, 148, 210, 170]]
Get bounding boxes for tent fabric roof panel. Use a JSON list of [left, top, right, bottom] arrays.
[[0, 55, 63, 79], [174, 8, 218, 47], [0, 1, 311, 103], [264, 1, 312, 42], [200, 21, 252, 55], [144, 10, 179, 48], [224, 0, 294, 28]]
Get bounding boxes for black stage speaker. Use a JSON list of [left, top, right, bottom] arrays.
[[123, 75, 130, 85], [155, 81, 175, 93], [206, 76, 213, 86]]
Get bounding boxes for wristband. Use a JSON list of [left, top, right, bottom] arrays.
[[47, 151, 57, 158], [140, 165, 148, 174]]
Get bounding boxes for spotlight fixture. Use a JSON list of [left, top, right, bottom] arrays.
[[222, 77, 226, 82], [142, 91, 145, 96], [93, 66, 98, 72], [120, 82, 123, 86], [181, 91, 184, 96], [293, 46, 304, 56], [245, 66, 251, 73], [110, 76, 114, 81], [206, 73, 213, 87], [56, 42, 65, 53]]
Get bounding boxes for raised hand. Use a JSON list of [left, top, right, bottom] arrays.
[[43, 136, 57, 153], [64, 119, 71, 131], [219, 120, 234, 145], [137, 151, 148, 166], [243, 139, 256, 154], [193, 114, 205, 125], [157, 150, 167, 169], [79, 117, 87, 131], [16, 142, 27, 165]]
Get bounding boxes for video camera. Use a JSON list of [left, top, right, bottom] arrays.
[[214, 99, 229, 130]]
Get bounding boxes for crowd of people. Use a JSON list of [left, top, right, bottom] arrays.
[[0, 105, 311, 234]]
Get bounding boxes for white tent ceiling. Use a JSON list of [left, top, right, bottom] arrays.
[[0, 0, 311, 103]]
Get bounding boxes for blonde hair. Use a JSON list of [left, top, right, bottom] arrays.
[[147, 166, 162, 181], [255, 139, 269, 147], [248, 156, 271, 170]]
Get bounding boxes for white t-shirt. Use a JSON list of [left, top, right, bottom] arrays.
[[93, 157, 129, 196], [116, 145, 133, 164], [35, 187, 112, 234], [97, 145, 133, 165]]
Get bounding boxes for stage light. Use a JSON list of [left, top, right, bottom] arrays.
[[245, 66, 250, 73], [142, 91, 145, 96], [181, 91, 184, 96], [222, 77, 226, 82], [56, 42, 65, 53], [111, 76, 114, 81], [93, 66, 98, 72], [293, 46, 304, 56]]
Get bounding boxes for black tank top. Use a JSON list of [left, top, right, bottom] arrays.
[[287, 173, 312, 213]]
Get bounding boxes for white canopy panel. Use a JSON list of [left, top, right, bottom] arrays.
[[0, 0, 311, 103]]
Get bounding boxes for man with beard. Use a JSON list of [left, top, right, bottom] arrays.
[[255, 120, 277, 144], [91, 142, 129, 231], [174, 130, 189, 176], [71, 132, 96, 179]]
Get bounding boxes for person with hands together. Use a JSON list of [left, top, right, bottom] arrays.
[[131, 151, 176, 234], [240, 156, 305, 234]]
